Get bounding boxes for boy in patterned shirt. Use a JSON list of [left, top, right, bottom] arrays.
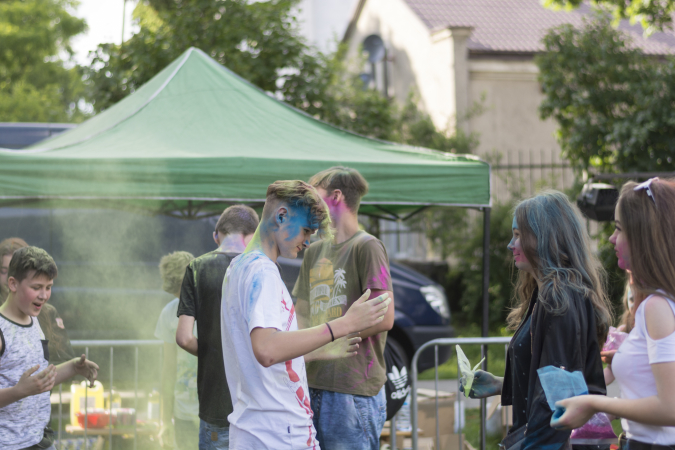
[[0, 247, 98, 450]]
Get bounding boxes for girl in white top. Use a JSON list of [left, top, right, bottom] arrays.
[[552, 177, 675, 446]]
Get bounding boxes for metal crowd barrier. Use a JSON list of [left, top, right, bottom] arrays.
[[408, 336, 512, 450], [55, 340, 164, 450]]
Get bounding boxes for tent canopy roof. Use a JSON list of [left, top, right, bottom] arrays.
[[0, 48, 490, 218]]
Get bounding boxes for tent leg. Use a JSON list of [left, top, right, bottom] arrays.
[[480, 207, 491, 450]]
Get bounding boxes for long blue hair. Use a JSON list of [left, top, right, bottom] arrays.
[[507, 190, 612, 341]]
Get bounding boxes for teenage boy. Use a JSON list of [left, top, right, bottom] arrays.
[[293, 167, 395, 450], [176, 205, 259, 450], [0, 238, 75, 365], [220, 180, 391, 450], [154, 251, 196, 450], [0, 246, 98, 450]]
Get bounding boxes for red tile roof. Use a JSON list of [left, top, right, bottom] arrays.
[[402, 0, 675, 54]]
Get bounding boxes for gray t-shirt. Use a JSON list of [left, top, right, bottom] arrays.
[[0, 313, 51, 450]]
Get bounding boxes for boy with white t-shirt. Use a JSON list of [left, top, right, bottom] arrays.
[[220, 180, 391, 450]]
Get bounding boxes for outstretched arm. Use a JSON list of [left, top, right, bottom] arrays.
[[54, 354, 99, 387], [251, 290, 390, 367], [552, 296, 675, 429]]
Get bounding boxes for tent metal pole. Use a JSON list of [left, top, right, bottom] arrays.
[[480, 206, 491, 450]]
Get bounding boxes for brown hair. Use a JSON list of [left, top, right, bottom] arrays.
[[159, 251, 194, 295], [215, 205, 259, 236], [506, 191, 612, 343], [8, 246, 58, 283], [309, 166, 369, 213], [0, 237, 28, 261], [616, 178, 675, 308], [619, 280, 635, 333], [264, 180, 332, 237]]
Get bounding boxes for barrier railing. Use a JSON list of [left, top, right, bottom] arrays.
[[55, 340, 164, 450], [409, 336, 512, 450]]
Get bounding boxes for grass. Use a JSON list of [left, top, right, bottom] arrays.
[[418, 324, 510, 381]]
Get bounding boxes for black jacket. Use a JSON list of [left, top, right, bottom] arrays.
[[501, 287, 606, 449]]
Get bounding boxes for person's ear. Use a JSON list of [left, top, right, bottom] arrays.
[[332, 189, 343, 203], [213, 231, 220, 246], [276, 207, 288, 227], [7, 276, 18, 293]]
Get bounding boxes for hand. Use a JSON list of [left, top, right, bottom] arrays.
[[601, 350, 617, 365], [15, 364, 56, 397], [459, 370, 503, 399], [315, 332, 362, 360], [550, 395, 596, 430], [72, 355, 99, 387], [341, 289, 391, 334]]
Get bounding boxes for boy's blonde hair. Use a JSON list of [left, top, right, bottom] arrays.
[[159, 251, 194, 295]]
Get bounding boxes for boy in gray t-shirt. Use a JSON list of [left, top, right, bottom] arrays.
[[0, 247, 98, 450]]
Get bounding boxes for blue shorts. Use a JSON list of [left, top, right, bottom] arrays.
[[198, 420, 229, 450]]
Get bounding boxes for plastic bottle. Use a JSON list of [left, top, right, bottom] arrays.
[[147, 389, 160, 421], [396, 392, 412, 432]]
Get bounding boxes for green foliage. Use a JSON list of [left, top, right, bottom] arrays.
[[85, 0, 315, 112], [544, 0, 675, 35], [537, 14, 675, 174], [0, 0, 88, 122]]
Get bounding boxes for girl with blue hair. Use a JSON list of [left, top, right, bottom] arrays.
[[463, 190, 612, 449]]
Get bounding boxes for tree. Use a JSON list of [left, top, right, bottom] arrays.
[[544, 0, 675, 34], [0, 0, 88, 122], [537, 14, 675, 174], [86, 0, 316, 112]]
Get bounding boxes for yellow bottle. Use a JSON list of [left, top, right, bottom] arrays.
[[70, 380, 105, 427]]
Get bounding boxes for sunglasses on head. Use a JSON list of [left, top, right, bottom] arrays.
[[633, 177, 659, 206]]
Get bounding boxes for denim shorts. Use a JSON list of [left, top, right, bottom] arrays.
[[199, 419, 230, 450], [309, 386, 387, 450]]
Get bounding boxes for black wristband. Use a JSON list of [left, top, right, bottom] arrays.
[[325, 322, 335, 342]]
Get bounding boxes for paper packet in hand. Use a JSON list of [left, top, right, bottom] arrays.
[[602, 326, 629, 352], [456, 345, 485, 396], [537, 365, 588, 411]]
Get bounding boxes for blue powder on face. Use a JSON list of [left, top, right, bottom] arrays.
[[508, 215, 518, 250], [283, 206, 318, 245]]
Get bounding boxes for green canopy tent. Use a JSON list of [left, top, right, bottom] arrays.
[[0, 45, 492, 357], [0, 47, 489, 217]]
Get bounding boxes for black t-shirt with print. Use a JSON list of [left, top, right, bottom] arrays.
[[177, 250, 235, 427]]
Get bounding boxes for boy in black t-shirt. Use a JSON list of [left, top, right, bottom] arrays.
[[176, 205, 259, 450]]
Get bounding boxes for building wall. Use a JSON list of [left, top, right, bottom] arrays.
[[347, 0, 458, 131], [468, 60, 560, 156]]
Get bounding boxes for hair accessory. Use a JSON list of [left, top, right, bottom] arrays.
[[634, 177, 659, 206], [325, 322, 335, 342]]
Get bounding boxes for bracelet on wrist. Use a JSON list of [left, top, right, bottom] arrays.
[[325, 322, 335, 342]]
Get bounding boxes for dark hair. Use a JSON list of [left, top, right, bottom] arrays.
[[8, 246, 58, 282], [309, 166, 369, 213], [0, 237, 28, 260], [215, 205, 259, 237], [265, 180, 332, 238], [616, 178, 675, 307]]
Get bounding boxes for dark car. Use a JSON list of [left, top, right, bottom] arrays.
[[277, 257, 453, 372]]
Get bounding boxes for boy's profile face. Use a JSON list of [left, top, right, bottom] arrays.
[[275, 205, 317, 259], [7, 270, 53, 317]]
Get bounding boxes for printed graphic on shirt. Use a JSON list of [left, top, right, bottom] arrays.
[[280, 295, 316, 449], [309, 258, 348, 321]]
